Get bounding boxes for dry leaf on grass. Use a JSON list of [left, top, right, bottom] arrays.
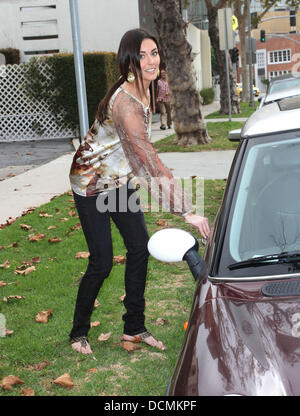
[[48, 237, 62, 243], [0, 260, 10, 269], [98, 332, 111, 342], [35, 309, 52, 323], [68, 210, 76, 217], [75, 251, 90, 259], [113, 255, 126, 264], [120, 341, 142, 353], [94, 299, 100, 309], [0, 281, 6, 287], [53, 373, 74, 388], [47, 225, 57, 230], [156, 318, 169, 326], [22, 388, 35, 396], [156, 219, 166, 226], [20, 224, 32, 231], [1, 375, 25, 391], [28, 233, 46, 242], [39, 212, 53, 218], [3, 295, 25, 302], [119, 294, 126, 302], [15, 266, 36, 276], [90, 321, 100, 328]]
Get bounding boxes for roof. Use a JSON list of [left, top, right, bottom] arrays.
[[242, 95, 300, 138]]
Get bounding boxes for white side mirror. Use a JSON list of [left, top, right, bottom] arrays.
[[148, 228, 205, 281], [148, 228, 196, 262]]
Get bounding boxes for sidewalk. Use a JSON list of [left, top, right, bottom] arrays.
[[0, 101, 240, 226]]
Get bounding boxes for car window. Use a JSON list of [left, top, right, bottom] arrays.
[[269, 79, 300, 94], [229, 136, 300, 263]]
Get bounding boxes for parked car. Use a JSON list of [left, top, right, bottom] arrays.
[[236, 82, 260, 97], [259, 74, 300, 108], [148, 95, 300, 396]]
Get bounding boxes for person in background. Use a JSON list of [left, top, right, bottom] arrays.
[[156, 69, 172, 130], [68, 28, 210, 355]]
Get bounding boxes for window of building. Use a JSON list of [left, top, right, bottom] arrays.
[[269, 70, 292, 79], [268, 49, 291, 64]]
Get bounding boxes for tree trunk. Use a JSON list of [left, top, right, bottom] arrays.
[[151, 0, 210, 145], [205, 0, 240, 115], [234, 0, 250, 102]]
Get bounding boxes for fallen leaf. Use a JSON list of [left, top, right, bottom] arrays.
[[0, 281, 6, 287], [22, 388, 35, 396], [28, 233, 46, 242], [53, 373, 74, 388], [60, 217, 69, 222], [7, 173, 15, 178], [94, 299, 100, 309], [90, 321, 100, 328], [15, 266, 36, 276], [32, 360, 50, 371], [5, 329, 14, 336], [68, 210, 76, 217], [48, 237, 62, 243], [120, 341, 142, 353], [75, 251, 90, 259], [1, 375, 25, 391], [0, 260, 10, 269], [7, 242, 18, 248], [156, 219, 166, 226], [20, 224, 32, 231], [113, 255, 126, 264], [72, 223, 81, 231], [47, 225, 57, 230], [35, 309, 52, 323], [119, 294, 126, 302], [3, 295, 25, 302], [87, 368, 98, 374], [156, 317, 169, 326], [97, 332, 111, 342], [39, 212, 53, 218]]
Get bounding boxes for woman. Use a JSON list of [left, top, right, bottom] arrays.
[[69, 28, 210, 354]]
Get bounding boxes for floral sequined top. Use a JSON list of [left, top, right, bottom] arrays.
[[69, 86, 192, 216]]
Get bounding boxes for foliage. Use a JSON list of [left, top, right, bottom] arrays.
[[200, 87, 215, 105], [23, 52, 119, 131], [0, 48, 20, 65]]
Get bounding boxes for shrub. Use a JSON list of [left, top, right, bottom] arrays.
[[0, 48, 20, 64], [200, 87, 215, 105], [23, 52, 119, 131]]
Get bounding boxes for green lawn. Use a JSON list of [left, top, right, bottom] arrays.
[[205, 101, 258, 119], [154, 121, 242, 153], [0, 180, 225, 396]]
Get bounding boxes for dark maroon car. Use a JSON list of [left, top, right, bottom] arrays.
[[148, 96, 300, 396]]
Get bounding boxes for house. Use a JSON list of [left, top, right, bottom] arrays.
[[0, 0, 212, 91]]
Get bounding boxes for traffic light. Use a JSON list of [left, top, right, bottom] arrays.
[[260, 29, 266, 42], [230, 47, 239, 63]]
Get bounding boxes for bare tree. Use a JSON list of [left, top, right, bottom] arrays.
[[151, 0, 210, 146]]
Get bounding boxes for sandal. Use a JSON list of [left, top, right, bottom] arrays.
[[70, 336, 93, 354], [122, 331, 166, 351]]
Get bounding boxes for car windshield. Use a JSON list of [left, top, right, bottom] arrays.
[[269, 78, 300, 94], [228, 135, 300, 264]]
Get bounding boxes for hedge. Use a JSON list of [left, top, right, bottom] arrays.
[[23, 52, 119, 131], [200, 87, 215, 105], [0, 48, 20, 64]]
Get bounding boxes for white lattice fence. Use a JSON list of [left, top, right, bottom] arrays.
[[0, 62, 78, 142]]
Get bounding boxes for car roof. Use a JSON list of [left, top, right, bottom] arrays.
[[242, 95, 300, 138], [264, 75, 300, 103]]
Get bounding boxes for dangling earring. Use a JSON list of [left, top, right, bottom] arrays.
[[127, 71, 135, 83], [157, 69, 160, 78]]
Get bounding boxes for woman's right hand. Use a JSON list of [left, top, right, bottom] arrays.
[[184, 213, 210, 239]]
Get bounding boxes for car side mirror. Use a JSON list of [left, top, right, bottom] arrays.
[[147, 228, 205, 281], [228, 128, 241, 141]]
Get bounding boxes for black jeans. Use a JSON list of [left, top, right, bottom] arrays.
[[69, 186, 149, 339]]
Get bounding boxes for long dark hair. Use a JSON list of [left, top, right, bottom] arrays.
[[96, 28, 159, 125]]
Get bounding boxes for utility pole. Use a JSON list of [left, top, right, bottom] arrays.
[[69, 0, 89, 143], [247, 0, 254, 107]]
